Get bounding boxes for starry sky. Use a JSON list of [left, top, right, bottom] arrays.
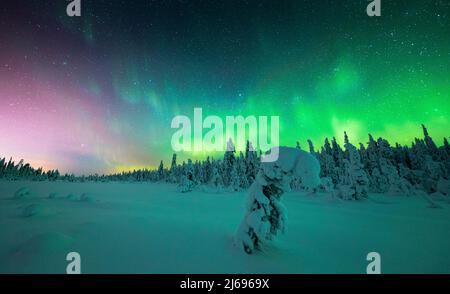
[[0, 0, 449, 174]]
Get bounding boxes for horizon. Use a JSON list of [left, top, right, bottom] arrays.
[[1, 123, 447, 175]]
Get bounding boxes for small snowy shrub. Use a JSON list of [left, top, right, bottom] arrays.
[[319, 177, 333, 192], [48, 192, 63, 199], [79, 193, 94, 202], [333, 184, 354, 200], [22, 203, 51, 217], [66, 194, 76, 200], [422, 178, 437, 194], [179, 174, 195, 193], [14, 187, 32, 199]]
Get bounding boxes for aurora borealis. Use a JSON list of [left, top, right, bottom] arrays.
[[0, 0, 449, 174]]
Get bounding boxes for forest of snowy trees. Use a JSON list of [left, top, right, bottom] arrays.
[[0, 158, 60, 182], [1, 125, 449, 198]]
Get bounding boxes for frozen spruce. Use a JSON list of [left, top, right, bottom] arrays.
[[334, 133, 369, 200], [235, 147, 320, 254], [209, 162, 224, 190], [179, 159, 196, 193], [158, 160, 165, 181], [168, 154, 179, 183], [245, 141, 259, 185], [222, 138, 236, 186], [237, 152, 250, 189], [229, 163, 240, 191]]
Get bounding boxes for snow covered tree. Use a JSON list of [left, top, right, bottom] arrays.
[[209, 161, 224, 190], [235, 147, 320, 254], [444, 138, 450, 157], [379, 158, 413, 194], [167, 154, 178, 183], [365, 134, 380, 172], [202, 156, 212, 184], [334, 136, 369, 200], [193, 160, 202, 183], [237, 152, 250, 189], [410, 138, 427, 171], [1, 124, 447, 198], [0, 158, 5, 177], [421, 155, 444, 193], [229, 153, 251, 191], [319, 138, 336, 182], [179, 159, 195, 193], [245, 141, 259, 185], [158, 160, 165, 181], [422, 124, 439, 160], [229, 163, 240, 191], [307, 139, 315, 154], [222, 138, 236, 187], [331, 137, 346, 184]]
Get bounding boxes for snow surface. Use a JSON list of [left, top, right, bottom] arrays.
[[0, 180, 450, 273]]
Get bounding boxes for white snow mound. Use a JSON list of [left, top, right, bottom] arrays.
[[22, 203, 52, 217], [79, 193, 95, 202], [13, 187, 33, 199]]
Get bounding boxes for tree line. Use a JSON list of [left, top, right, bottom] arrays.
[[1, 125, 449, 198]]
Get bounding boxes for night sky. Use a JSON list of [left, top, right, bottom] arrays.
[[0, 0, 449, 174]]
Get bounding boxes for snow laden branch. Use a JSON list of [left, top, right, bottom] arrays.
[[235, 147, 321, 254]]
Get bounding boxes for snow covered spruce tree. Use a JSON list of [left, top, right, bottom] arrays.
[[209, 161, 224, 190], [179, 159, 196, 193], [307, 139, 316, 155], [157, 160, 165, 181], [237, 152, 250, 189], [245, 141, 259, 185], [202, 156, 213, 183], [229, 152, 250, 191], [317, 138, 336, 185], [222, 139, 236, 187], [167, 154, 178, 183], [230, 163, 241, 191], [334, 133, 369, 200], [235, 147, 321, 254]]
